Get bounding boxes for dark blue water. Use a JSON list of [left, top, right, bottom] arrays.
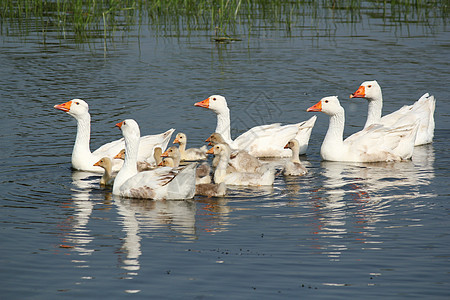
[[1, 5, 449, 299]]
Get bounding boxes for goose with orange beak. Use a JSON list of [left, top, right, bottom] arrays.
[[349, 80, 435, 146], [307, 96, 418, 162], [53, 98, 175, 172], [173, 132, 207, 161], [113, 119, 197, 200], [194, 95, 317, 157]]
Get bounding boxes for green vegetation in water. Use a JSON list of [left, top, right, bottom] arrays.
[[0, 0, 447, 46]]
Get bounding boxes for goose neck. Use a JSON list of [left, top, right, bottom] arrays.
[[365, 97, 383, 129], [178, 142, 186, 155], [214, 152, 229, 183], [72, 114, 92, 159], [322, 110, 345, 150], [113, 133, 139, 194], [215, 107, 233, 144], [290, 145, 301, 164]]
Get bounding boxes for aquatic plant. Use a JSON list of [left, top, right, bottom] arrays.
[[0, 0, 447, 46]]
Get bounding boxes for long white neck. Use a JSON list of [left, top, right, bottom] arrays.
[[213, 152, 230, 184], [364, 96, 383, 129], [72, 114, 92, 166], [215, 107, 233, 144], [321, 110, 345, 160], [113, 134, 139, 195]]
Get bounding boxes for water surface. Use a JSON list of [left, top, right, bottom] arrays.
[[1, 4, 449, 298]]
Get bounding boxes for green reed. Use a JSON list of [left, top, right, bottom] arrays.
[[0, 0, 448, 45]]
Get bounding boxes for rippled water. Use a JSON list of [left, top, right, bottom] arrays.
[[1, 6, 449, 299]]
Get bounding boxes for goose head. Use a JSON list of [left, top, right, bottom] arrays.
[[159, 157, 175, 167], [114, 149, 126, 160], [194, 95, 228, 114], [173, 132, 187, 145], [284, 139, 299, 151], [54, 99, 89, 118], [93, 157, 112, 171], [115, 119, 140, 141], [205, 132, 226, 146], [350, 80, 381, 101], [161, 146, 181, 160], [307, 96, 343, 116], [206, 144, 230, 157]]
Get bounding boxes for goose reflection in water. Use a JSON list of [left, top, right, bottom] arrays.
[[309, 145, 435, 261], [56, 171, 99, 276], [113, 196, 197, 278]]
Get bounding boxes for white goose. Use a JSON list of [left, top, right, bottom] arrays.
[[283, 139, 308, 176], [112, 119, 196, 200], [350, 80, 435, 145], [54, 99, 174, 172], [194, 95, 316, 157], [307, 96, 418, 162], [206, 144, 275, 186], [173, 132, 207, 161]]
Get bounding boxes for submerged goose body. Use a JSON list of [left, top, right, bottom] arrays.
[[54, 99, 174, 172], [207, 144, 275, 186], [195, 95, 316, 157], [173, 133, 207, 161], [307, 96, 418, 163], [112, 119, 196, 200], [350, 80, 435, 145]]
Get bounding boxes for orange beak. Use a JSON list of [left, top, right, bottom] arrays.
[[93, 160, 101, 167], [173, 137, 180, 144], [307, 100, 322, 112], [158, 161, 164, 166], [194, 97, 210, 108], [205, 136, 213, 146], [350, 85, 365, 98], [284, 143, 289, 149], [114, 152, 124, 160], [115, 121, 124, 129], [54, 101, 72, 112], [161, 150, 169, 157], [206, 147, 214, 154]]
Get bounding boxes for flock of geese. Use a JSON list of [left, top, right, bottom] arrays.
[[54, 80, 435, 200]]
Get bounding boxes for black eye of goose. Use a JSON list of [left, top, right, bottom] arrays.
[[75, 102, 80, 105], [325, 100, 329, 103], [368, 85, 372, 88], [213, 98, 216, 101]]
